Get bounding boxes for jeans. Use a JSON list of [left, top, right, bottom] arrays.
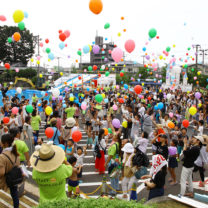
[[122, 176, 137, 195], [10, 186, 19, 208], [148, 187, 164, 200], [180, 166, 194, 195], [110, 176, 119, 195]]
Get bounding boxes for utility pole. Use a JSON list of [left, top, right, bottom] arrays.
[[193, 44, 201, 70], [141, 55, 145, 65], [199, 49, 208, 65]]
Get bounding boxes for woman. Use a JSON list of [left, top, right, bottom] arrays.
[[141, 154, 168, 200], [0, 134, 21, 208], [74, 103, 80, 127], [31, 110, 41, 140], [95, 129, 106, 174], [143, 108, 153, 137], [49, 118, 62, 145], [23, 116, 35, 156]]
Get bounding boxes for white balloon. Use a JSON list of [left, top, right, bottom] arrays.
[[103, 45, 106, 49], [153, 95, 157, 100], [167, 93, 172, 100], [52, 88, 60, 98], [48, 75, 52, 79], [101, 65, 105, 70], [16, 87, 22, 94]]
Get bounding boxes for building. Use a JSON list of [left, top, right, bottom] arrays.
[[187, 63, 208, 75]]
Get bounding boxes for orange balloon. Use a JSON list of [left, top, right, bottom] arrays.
[[104, 128, 108, 136], [145, 53, 147, 55], [168, 121, 175, 129], [76, 59, 78, 63], [121, 17, 124, 20], [121, 58, 124, 62], [196, 81, 199, 84], [13, 32, 21, 42], [64, 82, 67, 85], [123, 29, 126, 32], [89, 0, 103, 15]]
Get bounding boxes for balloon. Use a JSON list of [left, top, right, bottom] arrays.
[[112, 118, 120, 129], [16, 87, 22, 94], [95, 94, 103, 103], [26, 105, 33, 113], [12, 107, 19, 115], [46, 48, 51, 54], [142, 47, 146, 52], [189, 106, 197, 116], [18, 22, 25, 30], [118, 98, 124, 104], [124, 84, 128, 89], [120, 72, 124, 77], [104, 23, 110, 29], [113, 104, 118, 111], [3, 117, 10, 124], [13, 32, 21, 42], [8, 37, 12, 43], [24, 11, 28, 18], [45, 39, 49, 44], [182, 120, 189, 128], [154, 105, 158, 110], [4, 63, 10, 69], [108, 128, 112, 134], [168, 121, 175, 129], [45, 127, 54, 138], [77, 50, 82, 56], [52, 88, 60, 98], [169, 112, 173, 118], [103, 128, 108, 136], [0, 15, 6, 21], [148, 28, 157, 38], [111, 48, 123, 62], [122, 121, 128, 128], [105, 71, 110, 77], [64, 30, 70, 38], [89, 0, 103, 15], [59, 42, 65, 50], [157, 102, 164, 110], [72, 130, 82, 142], [93, 45, 100, 54], [93, 65, 97, 70], [125, 39, 135, 53], [48, 53, 55, 60], [134, 85, 142, 94], [70, 97, 74, 102], [88, 66, 93, 71], [45, 106, 53, 115], [15, 68, 19, 73], [167, 93, 172, 100], [195, 92, 201, 99], [83, 45, 90, 54], [13, 10, 24, 23], [166, 47, 171, 52], [59, 33, 66, 42], [101, 93, 105, 98], [81, 102, 87, 110]]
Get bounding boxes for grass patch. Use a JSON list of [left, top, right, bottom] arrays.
[[157, 200, 191, 208]]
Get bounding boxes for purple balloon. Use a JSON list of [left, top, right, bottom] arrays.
[[164, 95, 167, 99], [65, 87, 69, 92], [145, 55, 150, 60], [138, 95, 143, 98], [93, 45, 100, 54], [59, 96, 63, 100], [104, 58, 108, 62], [195, 92, 201, 99], [52, 96, 56, 101], [112, 118, 120, 129], [139, 74, 141, 77]]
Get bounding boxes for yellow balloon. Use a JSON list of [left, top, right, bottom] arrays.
[[187, 91, 190, 94], [88, 45, 92, 52], [122, 121, 128, 128], [198, 103, 202, 108], [163, 58, 166, 60], [101, 93, 105, 98], [69, 97, 74, 102], [159, 89, 162, 92], [48, 59, 51, 62], [115, 64, 118, 67], [45, 106, 53, 116], [123, 65, 126, 67], [186, 78, 188, 80], [142, 83, 144, 86], [13, 10, 24, 23], [60, 72, 63, 76], [159, 55, 163, 60], [117, 93, 120, 96], [112, 68, 115, 71], [118, 32, 121, 37], [31, 58, 34, 62], [189, 107, 197, 116], [197, 71, 201, 75], [37, 60, 40, 65], [39, 74, 43, 78], [173, 44, 176, 48]]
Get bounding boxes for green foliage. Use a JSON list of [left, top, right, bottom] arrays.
[[37, 198, 156, 208], [0, 25, 35, 65]]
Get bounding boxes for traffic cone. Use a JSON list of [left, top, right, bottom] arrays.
[[130, 183, 137, 201], [100, 175, 107, 196]]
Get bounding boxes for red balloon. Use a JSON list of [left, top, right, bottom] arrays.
[[134, 85, 142, 94], [3, 117, 10, 124], [45, 127, 54, 138], [78, 76, 82, 80], [58, 30, 62, 34], [125, 39, 135, 53], [98, 73, 101, 77], [45, 93, 48, 96], [45, 39, 49, 44], [93, 65, 98, 70], [106, 67, 109, 70], [4, 63, 10, 69], [156, 36, 159, 39], [182, 120, 189, 128], [65, 44, 67, 47], [59, 33, 66, 42], [108, 50, 112, 54], [118, 98, 124, 104], [148, 96, 151, 101], [74, 84, 77, 87], [120, 72, 124, 77], [72, 131, 82, 142]]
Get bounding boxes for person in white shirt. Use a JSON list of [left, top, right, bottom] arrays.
[[8, 113, 19, 129], [133, 132, 149, 153]]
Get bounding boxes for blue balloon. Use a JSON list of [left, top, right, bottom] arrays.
[[124, 84, 128, 89], [142, 47, 146, 52], [59, 42, 65, 50], [83, 45, 90, 54], [121, 81, 123, 84], [48, 53, 55, 60], [58, 144, 65, 151], [105, 38, 108, 41], [104, 98, 108, 103], [137, 79, 140, 82], [92, 41, 95, 44], [158, 102, 164, 110], [70, 93, 73, 97], [102, 51, 105, 54], [86, 87, 90, 92], [41, 91, 45, 96], [154, 105, 158, 110], [24, 11, 28, 18]]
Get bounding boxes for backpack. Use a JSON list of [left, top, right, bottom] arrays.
[[2, 153, 23, 187], [94, 141, 101, 158], [132, 148, 149, 167]]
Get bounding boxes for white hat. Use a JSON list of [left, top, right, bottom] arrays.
[[65, 118, 76, 128], [194, 136, 205, 144], [121, 143, 134, 153]]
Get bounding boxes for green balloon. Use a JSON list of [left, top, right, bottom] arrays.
[[121, 70, 125, 73], [147, 104, 151, 108], [104, 23, 110, 29], [88, 66, 92, 71], [46, 48, 51, 54], [8, 37, 12, 43], [166, 47, 171, 52], [100, 68, 104, 71], [102, 56, 105, 59], [148, 28, 157, 38], [18, 22, 25, 31], [108, 128, 112, 134], [77, 51, 82, 56], [95, 94, 103, 103], [187, 47, 191, 51], [184, 64, 188, 69], [147, 68, 150, 71], [206, 85, 208, 89], [105, 71, 110, 77], [26, 105, 33, 113], [191, 68, 194, 71]]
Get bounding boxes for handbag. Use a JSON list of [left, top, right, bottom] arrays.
[[134, 166, 148, 179]]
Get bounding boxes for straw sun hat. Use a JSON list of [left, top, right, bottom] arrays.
[[65, 118, 76, 128], [30, 141, 65, 173]]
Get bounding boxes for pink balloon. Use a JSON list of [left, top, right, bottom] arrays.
[[0, 15, 6, 21], [64, 30, 70, 38], [12, 107, 18, 115], [169, 112, 173, 118], [81, 103, 87, 110], [125, 39, 135, 53], [15, 68, 19, 73], [40, 42, 43, 47], [37, 56, 41, 60], [113, 104, 118, 111], [111, 48, 123, 63]]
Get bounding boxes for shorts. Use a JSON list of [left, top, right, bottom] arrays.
[[68, 179, 79, 192], [87, 138, 93, 145], [168, 157, 178, 168], [86, 121, 91, 126]]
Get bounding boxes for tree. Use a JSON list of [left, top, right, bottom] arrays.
[[0, 25, 35, 66]]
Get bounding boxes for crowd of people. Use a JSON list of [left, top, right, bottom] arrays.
[[0, 86, 208, 207]]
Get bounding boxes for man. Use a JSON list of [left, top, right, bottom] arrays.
[[32, 93, 38, 103], [65, 102, 76, 118], [179, 136, 201, 198]]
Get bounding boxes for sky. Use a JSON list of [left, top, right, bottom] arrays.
[[1, 0, 208, 69]]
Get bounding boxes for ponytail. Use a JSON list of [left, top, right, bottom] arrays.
[[98, 129, 105, 142], [11, 144, 19, 157]]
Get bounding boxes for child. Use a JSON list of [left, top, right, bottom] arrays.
[[86, 131, 93, 149], [73, 146, 87, 183], [168, 139, 178, 185], [66, 139, 75, 160], [198, 120, 204, 136], [130, 114, 140, 142], [133, 131, 148, 154], [68, 156, 81, 198]]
